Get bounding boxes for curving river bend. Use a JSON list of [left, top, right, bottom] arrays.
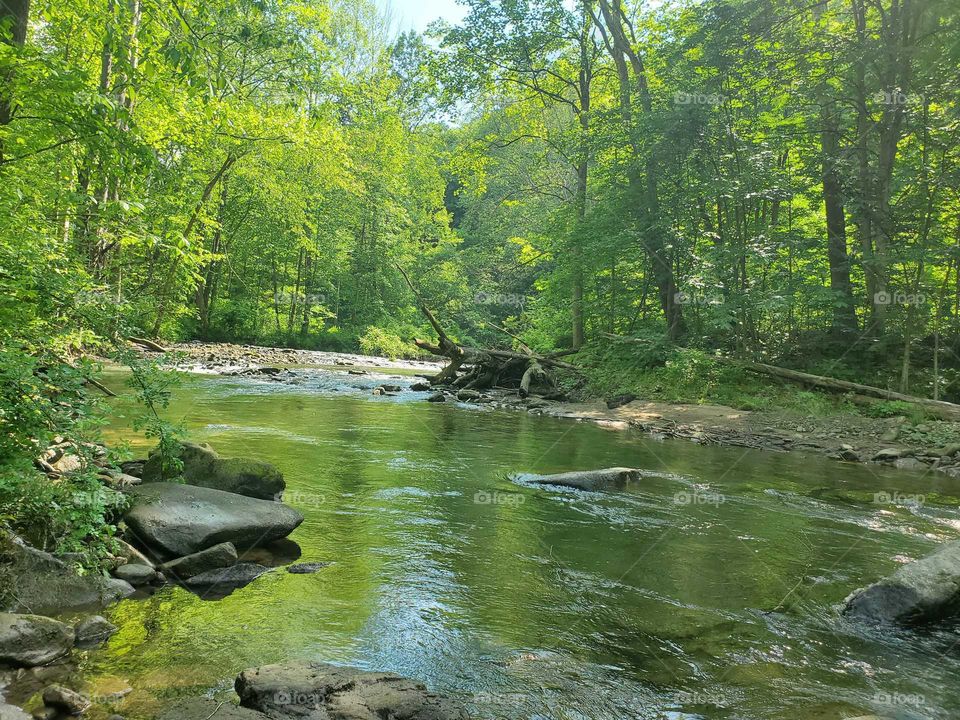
[[85, 366, 960, 719]]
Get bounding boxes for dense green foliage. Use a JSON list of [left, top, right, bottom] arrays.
[[2, 0, 960, 555]]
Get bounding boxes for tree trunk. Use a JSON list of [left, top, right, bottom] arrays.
[[820, 99, 858, 336], [0, 0, 30, 162]]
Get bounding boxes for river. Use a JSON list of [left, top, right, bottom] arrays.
[[82, 366, 960, 719]]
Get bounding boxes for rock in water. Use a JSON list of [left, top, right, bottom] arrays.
[[525, 467, 643, 491], [843, 540, 960, 625], [112, 563, 157, 586], [123, 483, 303, 560], [286, 562, 330, 574], [0, 532, 134, 615], [42, 686, 91, 715], [74, 616, 118, 647], [427, 393, 446, 403], [157, 698, 267, 720], [0, 613, 75, 667], [159, 542, 238, 580], [184, 563, 273, 589], [235, 662, 468, 720], [141, 442, 285, 500]]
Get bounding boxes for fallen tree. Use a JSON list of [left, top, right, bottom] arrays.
[[601, 333, 960, 422], [398, 266, 578, 394]]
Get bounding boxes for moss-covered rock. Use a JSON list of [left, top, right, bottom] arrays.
[[141, 442, 285, 500]]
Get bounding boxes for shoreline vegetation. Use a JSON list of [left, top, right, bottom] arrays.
[[4, 0, 960, 715]]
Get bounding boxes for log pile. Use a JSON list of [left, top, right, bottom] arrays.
[[398, 266, 577, 396]]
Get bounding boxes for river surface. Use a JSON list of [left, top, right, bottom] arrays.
[[81, 367, 960, 719]]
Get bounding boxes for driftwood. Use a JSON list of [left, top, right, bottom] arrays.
[[128, 336, 168, 352], [398, 265, 578, 392]]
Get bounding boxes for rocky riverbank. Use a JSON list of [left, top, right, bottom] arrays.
[[138, 341, 960, 479]]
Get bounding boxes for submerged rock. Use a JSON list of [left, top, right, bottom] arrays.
[[141, 442, 285, 500], [73, 616, 117, 647], [42, 685, 90, 715], [157, 698, 267, 720], [184, 563, 273, 589], [843, 540, 960, 625], [159, 542, 238, 581], [235, 662, 468, 720], [124, 483, 303, 560], [0, 532, 134, 615], [525, 467, 643, 491], [0, 613, 74, 667], [286, 562, 330, 574]]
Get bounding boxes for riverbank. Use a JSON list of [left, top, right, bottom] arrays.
[[146, 341, 960, 479]]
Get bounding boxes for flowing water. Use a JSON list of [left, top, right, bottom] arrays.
[[77, 367, 960, 719]]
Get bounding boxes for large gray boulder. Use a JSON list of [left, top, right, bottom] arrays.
[[0, 613, 74, 667], [141, 442, 285, 500], [0, 532, 135, 615], [524, 467, 643, 491], [158, 542, 238, 581], [123, 483, 303, 560], [235, 662, 468, 720], [843, 540, 960, 625]]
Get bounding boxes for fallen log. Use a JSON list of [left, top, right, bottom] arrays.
[[128, 336, 169, 353], [398, 265, 578, 391], [731, 360, 960, 421]]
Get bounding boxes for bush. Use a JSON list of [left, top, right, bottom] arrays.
[[358, 326, 413, 359]]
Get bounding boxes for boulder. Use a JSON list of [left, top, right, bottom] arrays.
[[0, 702, 31, 720], [42, 685, 90, 715], [113, 539, 154, 569], [525, 467, 643, 491], [141, 442, 285, 500], [119, 460, 145, 478], [158, 542, 237, 581], [0, 532, 135, 615], [74, 616, 117, 647], [0, 613, 74, 667], [286, 562, 330, 574], [112, 563, 156, 586], [843, 540, 960, 625], [427, 393, 446, 403], [157, 698, 267, 720], [235, 662, 468, 720], [123, 483, 303, 560], [410, 382, 431, 391], [184, 563, 273, 589], [456, 389, 481, 402]]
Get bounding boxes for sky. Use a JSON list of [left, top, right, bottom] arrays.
[[380, 0, 468, 33]]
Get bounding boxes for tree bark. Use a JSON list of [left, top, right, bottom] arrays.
[[0, 0, 31, 164]]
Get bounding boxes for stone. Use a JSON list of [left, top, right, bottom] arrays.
[[42, 685, 91, 715], [0, 613, 74, 667], [427, 393, 446, 403], [184, 563, 273, 589], [112, 563, 156, 586], [123, 483, 303, 560], [410, 382, 431, 391], [0, 702, 31, 720], [235, 662, 468, 720], [73, 616, 117, 647], [112, 539, 154, 569], [0, 533, 134, 616], [525, 467, 644, 491], [158, 542, 238, 581], [605, 393, 637, 410], [157, 698, 267, 720], [286, 562, 330, 574], [456, 389, 481, 401], [873, 448, 905, 461], [843, 540, 960, 625], [118, 460, 145, 478], [893, 457, 926, 471], [141, 442, 285, 500]]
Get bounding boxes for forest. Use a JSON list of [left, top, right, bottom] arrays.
[[4, 1, 960, 718]]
